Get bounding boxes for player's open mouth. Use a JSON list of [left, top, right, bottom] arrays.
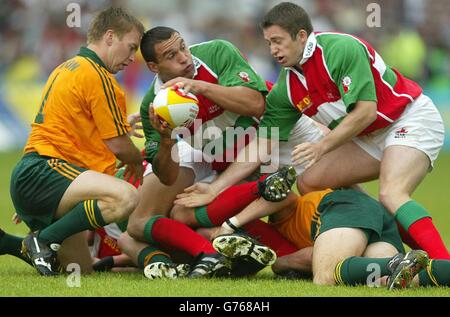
[[276, 56, 286, 64]]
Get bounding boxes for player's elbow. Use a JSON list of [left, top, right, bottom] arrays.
[[252, 95, 266, 118], [153, 158, 179, 186], [240, 93, 265, 118], [154, 168, 178, 186], [356, 100, 378, 126], [366, 108, 378, 125], [157, 172, 178, 186]]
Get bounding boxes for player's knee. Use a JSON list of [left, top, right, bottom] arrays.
[[379, 187, 407, 213], [170, 205, 196, 226], [117, 232, 132, 252], [297, 174, 318, 194], [115, 185, 139, 220], [126, 218, 144, 241], [313, 272, 336, 286]]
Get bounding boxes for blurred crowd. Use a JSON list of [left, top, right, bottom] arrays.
[[1, 0, 450, 96]]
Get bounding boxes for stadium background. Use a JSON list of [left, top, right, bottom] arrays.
[[0, 0, 449, 296]]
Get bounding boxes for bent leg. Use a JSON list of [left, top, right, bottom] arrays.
[[379, 146, 429, 212], [118, 232, 172, 269], [298, 141, 379, 194], [37, 171, 138, 246], [416, 259, 450, 287], [56, 170, 139, 221], [58, 231, 93, 274], [363, 241, 399, 258], [333, 242, 398, 287], [379, 146, 450, 259], [312, 228, 367, 285], [127, 168, 195, 241]]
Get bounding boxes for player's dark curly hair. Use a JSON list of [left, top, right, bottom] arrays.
[[261, 2, 313, 39], [140, 26, 179, 63]]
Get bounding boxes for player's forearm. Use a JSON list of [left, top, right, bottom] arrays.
[[104, 135, 142, 165], [153, 138, 179, 185], [201, 83, 265, 118], [319, 101, 377, 154], [272, 247, 313, 274]]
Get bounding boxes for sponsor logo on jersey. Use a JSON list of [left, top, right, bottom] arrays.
[[394, 127, 408, 139], [193, 58, 201, 69], [103, 236, 120, 253], [238, 71, 250, 82], [148, 141, 159, 149], [295, 95, 313, 112], [305, 41, 315, 57], [208, 104, 221, 114]]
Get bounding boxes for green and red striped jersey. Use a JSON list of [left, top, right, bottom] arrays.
[[260, 32, 422, 141], [141, 39, 268, 165]]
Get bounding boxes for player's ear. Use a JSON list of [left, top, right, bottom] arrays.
[[296, 29, 308, 44], [147, 61, 159, 74], [104, 29, 114, 46]]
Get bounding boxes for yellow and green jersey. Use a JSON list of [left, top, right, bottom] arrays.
[[24, 47, 130, 175], [271, 189, 333, 250]]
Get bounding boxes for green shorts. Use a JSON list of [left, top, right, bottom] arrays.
[[312, 189, 405, 253], [10, 152, 86, 231]]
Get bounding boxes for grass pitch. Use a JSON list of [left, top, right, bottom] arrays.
[[1, 150, 449, 297]]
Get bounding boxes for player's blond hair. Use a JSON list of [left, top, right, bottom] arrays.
[[87, 7, 144, 44]]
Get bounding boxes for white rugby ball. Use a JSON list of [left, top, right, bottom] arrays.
[[153, 87, 199, 129]]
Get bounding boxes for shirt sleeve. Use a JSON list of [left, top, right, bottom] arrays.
[[258, 78, 301, 142], [89, 75, 130, 139], [325, 37, 377, 112], [140, 87, 161, 164], [210, 40, 268, 94]]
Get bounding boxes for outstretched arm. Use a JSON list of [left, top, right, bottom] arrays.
[[214, 192, 298, 238], [272, 247, 313, 275], [174, 136, 273, 207]]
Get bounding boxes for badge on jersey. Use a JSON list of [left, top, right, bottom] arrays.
[[342, 76, 352, 93], [238, 71, 250, 82]]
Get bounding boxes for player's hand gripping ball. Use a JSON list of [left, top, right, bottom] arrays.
[[153, 87, 199, 129]]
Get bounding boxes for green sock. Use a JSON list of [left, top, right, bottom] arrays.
[[194, 206, 214, 227], [0, 231, 31, 265], [143, 215, 165, 244], [39, 200, 107, 244], [395, 200, 430, 230], [334, 256, 392, 286], [137, 246, 172, 269], [418, 260, 450, 287]]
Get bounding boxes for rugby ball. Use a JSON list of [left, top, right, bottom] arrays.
[[153, 87, 199, 129]]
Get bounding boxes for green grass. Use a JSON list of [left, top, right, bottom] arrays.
[[1, 150, 449, 297]]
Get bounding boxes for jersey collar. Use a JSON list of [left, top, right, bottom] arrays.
[[299, 32, 317, 65], [77, 47, 108, 70]]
